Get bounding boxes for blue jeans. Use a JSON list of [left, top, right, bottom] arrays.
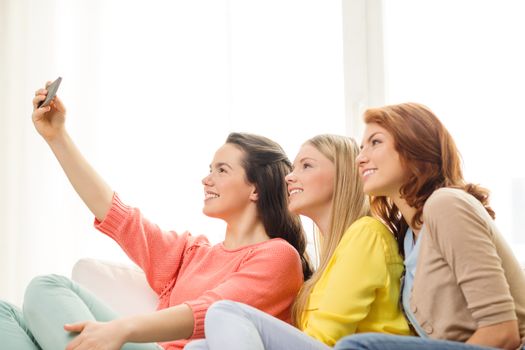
[[334, 333, 506, 350], [184, 300, 330, 350], [0, 274, 161, 350]]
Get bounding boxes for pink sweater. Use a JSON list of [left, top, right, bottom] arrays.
[[94, 194, 303, 350]]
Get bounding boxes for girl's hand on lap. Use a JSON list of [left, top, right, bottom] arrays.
[[64, 320, 127, 350]]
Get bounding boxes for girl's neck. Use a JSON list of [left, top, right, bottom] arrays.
[[392, 195, 420, 237], [223, 210, 269, 249], [308, 206, 332, 237]]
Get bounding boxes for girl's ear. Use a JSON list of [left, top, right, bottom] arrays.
[[249, 186, 259, 202]]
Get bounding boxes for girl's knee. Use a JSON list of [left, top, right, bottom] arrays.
[[26, 274, 70, 293], [185, 339, 209, 350], [207, 300, 241, 318], [205, 300, 248, 331], [0, 300, 21, 319], [24, 274, 71, 308]]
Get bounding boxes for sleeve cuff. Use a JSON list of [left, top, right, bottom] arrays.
[[94, 192, 131, 234], [184, 300, 209, 339], [475, 305, 518, 328]]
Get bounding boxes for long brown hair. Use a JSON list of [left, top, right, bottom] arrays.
[[363, 103, 495, 255], [226, 132, 313, 281], [291, 134, 369, 327]]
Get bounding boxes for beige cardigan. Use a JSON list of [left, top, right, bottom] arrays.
[[410, 188, 525, 346]]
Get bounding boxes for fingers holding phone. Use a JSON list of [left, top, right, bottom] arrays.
[[32, 77, 67, 142], [37, 77, 62, 107]]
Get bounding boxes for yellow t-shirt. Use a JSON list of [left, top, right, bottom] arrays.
[[300, 216, 411, 346]]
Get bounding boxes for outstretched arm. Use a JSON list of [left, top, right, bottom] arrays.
[[32, 84, 113, 221], [65, 239, 302, 349]]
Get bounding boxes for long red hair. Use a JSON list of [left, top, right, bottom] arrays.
[[363, 103, 495, 255]]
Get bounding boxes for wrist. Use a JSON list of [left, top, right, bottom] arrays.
[[45, 130, 69, 148], [113, 318, 136, 343]]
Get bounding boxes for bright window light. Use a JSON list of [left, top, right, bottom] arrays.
[[383, 0, 525, 260]]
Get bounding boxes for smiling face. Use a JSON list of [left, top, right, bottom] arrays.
[[357, 123, 407, 198], [201, 143, 257, 221], [285, 143, 335, 220]]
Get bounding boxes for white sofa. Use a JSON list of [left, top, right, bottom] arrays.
[[72, 257, 525, 318], [71, 258, 158, 316]]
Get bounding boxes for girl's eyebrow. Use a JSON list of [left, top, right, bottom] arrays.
[[361, 132, 383, 148], [367, 132, 382, 142], [299, 157, 316, 163], [292, 157, 316, 168], [209, 162, 233, 170]]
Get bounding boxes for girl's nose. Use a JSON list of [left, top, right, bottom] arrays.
[[202, 173, 212, 185], [356, 149, 368, 165], [285, 171, 296, 183]]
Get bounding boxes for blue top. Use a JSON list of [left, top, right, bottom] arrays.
[[402, 227, 428, 337]]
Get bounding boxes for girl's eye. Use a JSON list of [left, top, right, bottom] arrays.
[[371, 139, 381, 146], [218, 167, 226, 173], [303, 163, 312, 169]]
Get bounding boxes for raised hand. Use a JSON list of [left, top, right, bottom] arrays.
[[32, 82, 67, 142], [31, 81, 114, 221]]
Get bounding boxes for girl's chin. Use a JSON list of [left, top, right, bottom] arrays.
[[287, 200, 300, 212], [363, 184, 380, 196], [288, 203, 308, 217], [202, 207, 220, 219]]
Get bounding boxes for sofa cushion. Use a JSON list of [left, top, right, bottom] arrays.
[[71, 258, 158, 317]]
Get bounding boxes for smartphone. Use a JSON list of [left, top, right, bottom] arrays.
[[38, 77, 62, 108]]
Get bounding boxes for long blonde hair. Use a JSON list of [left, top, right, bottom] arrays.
[[291, 134, 370, 327]]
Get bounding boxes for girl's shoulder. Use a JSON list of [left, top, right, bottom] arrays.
[[342, 217, 395, 247], [426, 186, 469, 204], [340, 216, 401, 263], [423, 187, 484, 218], [422, 187, 496, 245], [217, 237, 299, 259], [254, 237, 298, 254], [347, 216, 391, 236]]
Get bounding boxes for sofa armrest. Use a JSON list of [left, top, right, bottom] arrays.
[[71, 258, 158, 317]]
